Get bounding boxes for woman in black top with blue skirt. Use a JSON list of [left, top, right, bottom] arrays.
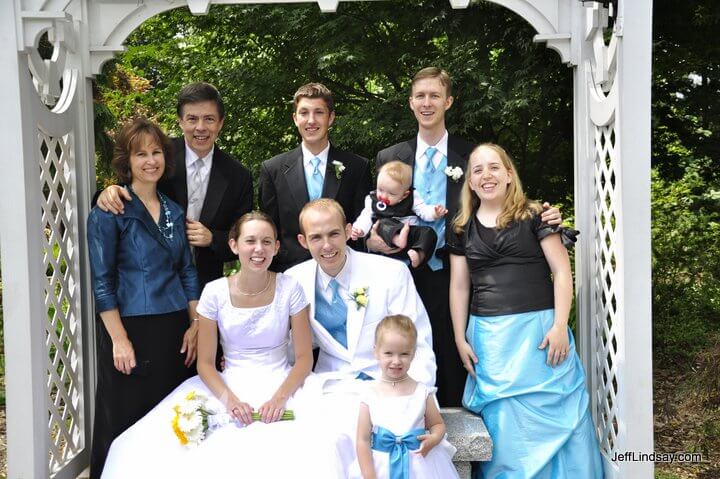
[[87, 118, 200, 478], [448, 143, 602, 478]]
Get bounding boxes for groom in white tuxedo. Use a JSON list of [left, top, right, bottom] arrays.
[[285, 198, 437, 475], [286, 198, 436, 389]]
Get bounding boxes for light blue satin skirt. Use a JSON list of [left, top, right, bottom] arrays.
[[463, 309, 604, 479]]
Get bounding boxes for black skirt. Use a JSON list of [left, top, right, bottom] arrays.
[[90, 310, 192, 479]]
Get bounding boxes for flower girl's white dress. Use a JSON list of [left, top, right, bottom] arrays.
[[101, 273, 339, 478], [349, 383, 460, 479]]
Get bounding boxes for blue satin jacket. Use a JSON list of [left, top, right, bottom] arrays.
[[87, 190, 200, 317]]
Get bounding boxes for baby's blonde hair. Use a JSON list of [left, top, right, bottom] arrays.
[[374, 314, 418, 350], [378, 160, 413, 191]]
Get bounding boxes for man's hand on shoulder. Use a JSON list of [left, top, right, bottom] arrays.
[[540, 202, 562, 226], [97, 185, 132, 215]]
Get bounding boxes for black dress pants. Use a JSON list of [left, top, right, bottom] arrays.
[[90, 311, 192, 479], [411, 265, 467, 406]]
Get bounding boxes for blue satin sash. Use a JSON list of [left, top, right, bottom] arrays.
[[371, 426, 425, 479]]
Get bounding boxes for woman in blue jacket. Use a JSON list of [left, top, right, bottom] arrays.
[[87, 118, 200, 478]]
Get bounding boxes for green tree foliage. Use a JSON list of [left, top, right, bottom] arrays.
[[652, 1, 720, 362], [95, 0, 573, 201], [653, 2, 720, 180], [651, 164, 720, 361]]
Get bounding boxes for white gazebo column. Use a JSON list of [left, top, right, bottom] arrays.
[[575, 1, 653, 477], [1, 1, 94, 477], [0, 3, 52, 477], [614, 0, 653, 475]]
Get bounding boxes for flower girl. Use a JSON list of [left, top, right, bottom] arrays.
[[353, 315, 459, 479]]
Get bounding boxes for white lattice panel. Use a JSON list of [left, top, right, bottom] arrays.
[[593, 123, 619, 456], [38, 131, 85, 474]]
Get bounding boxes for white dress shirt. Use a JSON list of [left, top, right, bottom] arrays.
[[185, 143, 214, 221], [301, 142, 330, 181], [315, 252, 351, 305], [415, 130, 449, 171]]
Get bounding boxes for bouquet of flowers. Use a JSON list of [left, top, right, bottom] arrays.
[[172, 390, 295, 447]]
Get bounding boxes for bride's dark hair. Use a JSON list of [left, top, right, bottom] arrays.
[[228, 211, 278, 241]]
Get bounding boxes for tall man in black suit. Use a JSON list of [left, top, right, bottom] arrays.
[[259, 83, 370, 272], [371, 68, 561, 406], [96, 82, 253, 288]]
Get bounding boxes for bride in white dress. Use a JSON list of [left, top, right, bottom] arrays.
[[101, 212, 339, 478]]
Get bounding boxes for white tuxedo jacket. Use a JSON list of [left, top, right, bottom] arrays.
[[286, 248, 436, 390]]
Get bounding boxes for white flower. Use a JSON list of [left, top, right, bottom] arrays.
[[332, 160, 346, 179], [444, 166, 464, 182], [178, 411, 203, 431], [180, 399, 200, 415]]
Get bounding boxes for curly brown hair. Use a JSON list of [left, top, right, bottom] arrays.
[[111, 118, 174, 184]]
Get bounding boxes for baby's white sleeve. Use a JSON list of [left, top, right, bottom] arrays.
[[352, 194, 375, 235], [412, 191, 437, 222]]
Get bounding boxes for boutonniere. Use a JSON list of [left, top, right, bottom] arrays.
[[444, 166, 464, 182], [349, 287, 369, 310], [332, 160, 346, 179]]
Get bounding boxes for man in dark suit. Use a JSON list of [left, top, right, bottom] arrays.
[[371, 68, 561, 406], [259, 83, 370, 272], [96, 82, 253, 288]]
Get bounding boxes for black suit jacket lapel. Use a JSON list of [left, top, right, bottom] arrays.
[[445, 136, 465, 211], [322, 146, 341, 199], [172, 139, 189, 209], [199, 148, 229, 226], [284, 146, 309, 210]]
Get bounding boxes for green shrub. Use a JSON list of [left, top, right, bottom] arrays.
[[652, 163, 720, 362]]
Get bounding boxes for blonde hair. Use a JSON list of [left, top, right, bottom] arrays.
[[374, 315, 418, 350], [378, 160, 413, 191], [411, 67, 452, 97], [452, 143, 541, 233], [298, 198, 347, 235]]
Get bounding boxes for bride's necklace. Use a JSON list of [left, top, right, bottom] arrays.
[[235, 274, 272, 296], [380, 375, 410, 387]]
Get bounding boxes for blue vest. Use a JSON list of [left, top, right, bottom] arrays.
[[413, 154, 447, 270]]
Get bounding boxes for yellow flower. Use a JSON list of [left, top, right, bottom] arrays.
[[185, 391, 196, 401], [356, 294, 368, 306], [172, 407, 188, 445]]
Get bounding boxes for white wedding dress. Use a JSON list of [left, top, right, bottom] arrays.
[[101, 273, 340, 479]]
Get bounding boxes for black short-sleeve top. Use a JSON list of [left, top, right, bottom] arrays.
[[449, 213, 559, 316]]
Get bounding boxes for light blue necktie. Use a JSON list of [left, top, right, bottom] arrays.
[[314, 278, 348, 347], [329, 279, 348, 347], [425, 146, 438, 172], [416, 146, 446, 271], [371, 426, 425, 479], [307, 156, 323, 201]]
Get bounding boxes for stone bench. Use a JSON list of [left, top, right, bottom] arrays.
[[441, 407, 493, 479]]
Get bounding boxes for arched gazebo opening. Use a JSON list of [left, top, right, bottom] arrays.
[[0, 1, 652, 478]]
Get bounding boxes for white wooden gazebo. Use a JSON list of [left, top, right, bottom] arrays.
[[0, 0, 652, 477]]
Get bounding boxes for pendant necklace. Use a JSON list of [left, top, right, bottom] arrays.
[[236, 274, 272, 296], [380, 375, 410, 387]]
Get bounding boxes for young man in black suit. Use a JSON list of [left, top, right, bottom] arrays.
[[258, 83, 370, 272], [371, 68, 561, 406], [96, 82, 253, 288]]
